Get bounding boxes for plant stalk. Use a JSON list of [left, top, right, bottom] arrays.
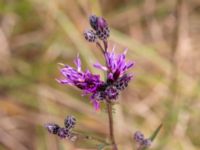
[[107, 102, 118, 150]]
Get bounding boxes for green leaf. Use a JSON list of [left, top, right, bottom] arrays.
[[142, 123, 163, 150], [149, 123, 163, 142]]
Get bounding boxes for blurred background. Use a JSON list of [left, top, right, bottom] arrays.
[[0, 0, 200, 149]]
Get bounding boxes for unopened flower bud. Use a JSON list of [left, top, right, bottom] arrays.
[[45, 123, 60, 134], [142, 139, 152, 147], [89, 15, 110, 41], [57, 128, 69, 139], [134, 131, 144, 144], [89, 15, 98, 30], [84, 30, 97, 42], [114, 74, 132, 91], [64, 115, 76, 129]]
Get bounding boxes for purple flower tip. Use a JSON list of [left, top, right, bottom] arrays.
[[94, 47, 134, 82]]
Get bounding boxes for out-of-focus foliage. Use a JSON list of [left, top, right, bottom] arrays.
[[0, 0, 200, 149]]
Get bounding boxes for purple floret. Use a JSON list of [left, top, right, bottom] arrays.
[[57, 55, 103, 95], [94, 47, 134, 82]]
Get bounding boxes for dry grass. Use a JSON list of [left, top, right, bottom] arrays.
[[0, 0, 200, 149]]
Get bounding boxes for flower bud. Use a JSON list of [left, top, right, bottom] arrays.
[[133, 131, 144, 144], [84, 29, 97, 42], [89, 15, 110, 41], [96, 17, 110, 40], [142, 139, 152, 147], [89, 15, 98, 30], [114, 74, 132, 91], [64, 115, 76, 129], [57, 128, 69, 138], [45, 123, 60, 134]]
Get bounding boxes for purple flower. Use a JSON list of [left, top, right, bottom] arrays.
[[94, 47, 134, 82], [57, 55, 103, 95]]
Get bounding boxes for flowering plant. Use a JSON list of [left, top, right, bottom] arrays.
[[45, 15, 161, 150]]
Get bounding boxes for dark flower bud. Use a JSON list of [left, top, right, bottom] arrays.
[[89, 15, 98, 30], [57, 128, 69, 138], [96, 17, 110, 41], [142, 139, 151, 147], [84, 29, 97, 42], [133, 131, 144, 144], [114, 74, 132, 91], [64, 115, 76, 129], [105, 86, 119, 100], [45, 123, 60, 134], [89, 15, 110, 41], [97, 17, 108, 31]]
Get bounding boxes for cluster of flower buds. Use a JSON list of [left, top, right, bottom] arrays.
[[84, 15, 110, 42], [45, 115, 77, 141], [133, 131, 151, 149]]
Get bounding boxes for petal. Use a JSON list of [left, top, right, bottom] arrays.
[[93, 62, 108, 71], [74, 54, 81, 72], [56, 79, 71, 85], [93, 100, 100, 111], [90, 96, 100, 110], [126, 62, 134, 69]]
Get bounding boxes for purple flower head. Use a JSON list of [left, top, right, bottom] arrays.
[[94, 47, 134, 82], [57, 55, 103, 95]]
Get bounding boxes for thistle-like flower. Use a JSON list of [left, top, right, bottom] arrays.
[[94, 48, 134, 82], [57, 55, 103, 95]]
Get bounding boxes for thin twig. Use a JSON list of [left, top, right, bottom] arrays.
[[103, 40, 108, 52], [96, 41, 105, 54]]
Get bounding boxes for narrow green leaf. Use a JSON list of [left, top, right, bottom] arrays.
[[141, 124, 163, 150], [149, 123, 163, 142]]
